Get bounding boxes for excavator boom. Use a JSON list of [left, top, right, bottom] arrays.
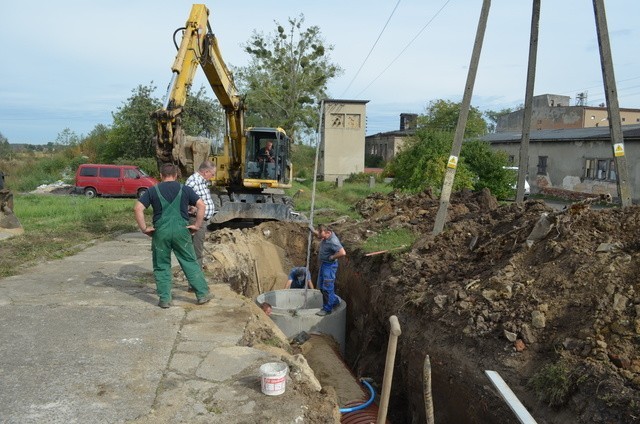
[[152, 4, 303, 225]]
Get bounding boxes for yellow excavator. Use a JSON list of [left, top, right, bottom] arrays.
[[0, 171, 24, 239], [152, 4, 303, 225]]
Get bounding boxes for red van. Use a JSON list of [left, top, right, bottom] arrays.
[[75, 164, 158, 198]]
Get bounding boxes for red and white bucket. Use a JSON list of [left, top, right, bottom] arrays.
[[260, 362, 288, 396]]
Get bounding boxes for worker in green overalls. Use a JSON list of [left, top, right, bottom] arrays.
[[134, 163, 211, 308]]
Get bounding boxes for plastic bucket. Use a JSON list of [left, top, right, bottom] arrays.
[[260, 362, 288, 396]]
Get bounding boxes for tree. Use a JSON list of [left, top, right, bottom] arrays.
[[237, 15, 342, 143], [81, 124, 111, 163], [181, 86, 225, 146], [55, 128, 80, 146], [460, 139, 512, 199], [419, 99, 487, 138], [104, 84, 161, 162], [484, 107, 514, 133], [386, 130, 476, 193]]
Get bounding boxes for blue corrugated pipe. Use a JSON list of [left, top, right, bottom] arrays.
[[339, 379, 376, 413]]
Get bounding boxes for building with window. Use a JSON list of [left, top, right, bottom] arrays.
[[496, 94, 640, 132], [319, 99, 369, 181], [481, 124, 640, 201], [364, 113, 418, 163]]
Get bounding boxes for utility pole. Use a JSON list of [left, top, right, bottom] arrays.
[[592, 0, 632, 206], [516, 0, 541, 204], [433, 0, 491, 235]]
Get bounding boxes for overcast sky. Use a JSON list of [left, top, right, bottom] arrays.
[[1, 0, 639, 144]]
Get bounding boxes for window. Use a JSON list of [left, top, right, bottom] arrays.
[[537, 156, 547, 175], [79, 167, 98, 177], [124, 169, 138, 179], [584, 158, 616, 181], [330, 114, 344, 128], [100, 168, 120, 178]]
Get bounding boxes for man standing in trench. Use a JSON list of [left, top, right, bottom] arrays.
[[310, 224, 346, 316], [134, 163, 211, 308]]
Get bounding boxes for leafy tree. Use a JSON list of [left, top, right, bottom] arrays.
[[55, 128, 80, 146], [419, 99, 487, 138], [181, 85, 225, 144], [104, 84, 161, 162], [80, 124, 111, 163], [484, 107, 514, 133], [460, 139, 512, 199], [386, 130, 476, 193], [237, 15, 343, 143]]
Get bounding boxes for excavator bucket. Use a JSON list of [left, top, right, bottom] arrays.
[[0, 189, 24, 239]]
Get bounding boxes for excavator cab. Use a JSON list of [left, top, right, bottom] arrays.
[[244, 128, 292, 188]]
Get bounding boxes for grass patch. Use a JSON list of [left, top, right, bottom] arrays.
[[362, 228, 416, 254], [0, 194, 140, 277], [286, 180, 393, 223], [527, 361, 574, 406]]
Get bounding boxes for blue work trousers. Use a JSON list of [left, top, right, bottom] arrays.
[[318, 261, 340, 312]]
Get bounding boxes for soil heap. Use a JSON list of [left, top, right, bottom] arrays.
[[203, 188, 639, 423]]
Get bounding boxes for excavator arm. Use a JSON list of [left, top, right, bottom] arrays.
[[152, 4, 243, 179], [152, 4, 302, 225]]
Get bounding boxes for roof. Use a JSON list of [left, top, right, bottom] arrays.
[[479, 124, 640, 143], [323, 99, 370, 104], [365, 128, 417, 139]]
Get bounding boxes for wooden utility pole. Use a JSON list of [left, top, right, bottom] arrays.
[[592, 0, 632, 206], [433, 0, 491, 235], [516, 0, 540, 203]]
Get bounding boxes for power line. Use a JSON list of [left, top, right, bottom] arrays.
[[340, 0, 402, 97], [355, 0, 454, 98]]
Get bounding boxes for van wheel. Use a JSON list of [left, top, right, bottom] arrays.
[[84, 187, 97, 198], [137, 188, 148, 199]]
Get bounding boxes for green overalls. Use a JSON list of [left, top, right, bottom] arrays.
[[151, 185, 209, 302]]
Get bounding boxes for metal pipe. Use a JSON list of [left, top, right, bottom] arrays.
[[376, 315, 401, 424]]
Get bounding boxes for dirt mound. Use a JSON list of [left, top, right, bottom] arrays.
[[334, 189, 639, 423], [202, 189, 638, 422]]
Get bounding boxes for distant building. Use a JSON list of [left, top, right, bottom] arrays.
[[320, 99, 369, 181], [497, 94, 640, 132], [481, 124, 640, 201], [365, 114, 418, 163]]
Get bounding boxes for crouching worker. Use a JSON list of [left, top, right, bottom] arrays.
[[285, 266, 314, 289], [134, 163, 212, 308], [310, 224, 346, 316]]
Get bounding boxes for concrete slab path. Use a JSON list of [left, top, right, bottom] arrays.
[[0, 232, 333, 423]]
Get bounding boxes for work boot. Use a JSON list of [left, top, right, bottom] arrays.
[[315, 309, 329, 316], [197, 295, 212, 305], [158, 300, 173, 309]]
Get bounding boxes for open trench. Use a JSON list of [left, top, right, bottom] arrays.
[[204, 221, 521, 423]]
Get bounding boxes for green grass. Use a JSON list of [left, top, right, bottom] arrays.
[[362, 228, 416, 254], [528, 361, 574, 406], [286, 180, 393, 223], [0, 194, 140, 277]]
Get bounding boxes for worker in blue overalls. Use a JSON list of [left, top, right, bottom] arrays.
[[310, 224, 346, 316]]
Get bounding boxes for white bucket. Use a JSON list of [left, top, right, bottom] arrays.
[[260, 362, 288, 396]]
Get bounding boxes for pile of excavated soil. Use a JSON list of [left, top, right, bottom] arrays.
[[201, 189, 639, 423], [338, 189, 639, 423]]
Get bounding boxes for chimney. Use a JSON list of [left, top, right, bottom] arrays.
[[400, 113, 418, 130]]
